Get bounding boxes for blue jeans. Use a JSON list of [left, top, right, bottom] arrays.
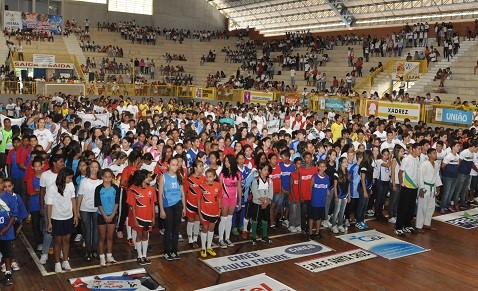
[[40, 215, 53, 255], [357, 188, 371, 222], [81, 211, 98, 252], [332, 198, 347, 226], [441, 176, 458, 209], [454, 173, 471, 207]]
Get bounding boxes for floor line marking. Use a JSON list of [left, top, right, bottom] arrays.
[[19, 232, 49, 276]]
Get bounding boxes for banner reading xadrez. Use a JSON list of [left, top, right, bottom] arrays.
[[196, 273, 295, 291], [202, 241, 332, 273], [365, 100, 421, 122]]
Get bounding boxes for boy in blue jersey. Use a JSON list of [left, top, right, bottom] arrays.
[[309, 160, 330, 239], [279, 150, 295, 228], [0, 178, 19, 286]]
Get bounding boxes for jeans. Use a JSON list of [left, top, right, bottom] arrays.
[[441, 176, 458, 209], [13, 178, 28, 212], [40, 215, 53, 255], [332, 198, 347, 226], [454, 173, 471, 207], [396, 187, 418, 230], [81, 211, 98, 252], [117, 188, 128, 232], [289, 201, 301, 228], [31, 211, 43, 245], [163, 201, 183, 254], [325, 189, 334, 217], [300, 201, 310, 232], [375, 180, 390, 217], [389, 184, 401, 218], [357, 187, 371, 223]]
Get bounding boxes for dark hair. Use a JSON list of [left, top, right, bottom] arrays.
[[337, 157, 350, 184], [128, 169, 150, 187], [49, 154, 64, 169], [100, 168, 114, 178], [56, 167, 74, 196], [221, 154, 239, 178], [169, 157, 183, 185], [86, 160, 101, 178]]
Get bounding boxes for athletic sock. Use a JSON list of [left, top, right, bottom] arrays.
[[132, 229, 137, 249], [193, 221, 200, 242], [200, 232, 207, 250], [186, 222, 194, 243], [261, 221, 269, 238], [141, 239, 149, 258], [225, 215, 233, 240], [207, 231, 214, 249], [135, 241, 143, 258], [243, 218, 249, 231], [126, 221, 132, 240], [251, 221, 258, 239], [218, 216, 227, 241]]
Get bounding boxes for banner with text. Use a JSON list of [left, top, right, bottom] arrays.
[[296, 249, 377, 273], [3, 11, 22, 31], [69, 268, 164, 291], [14, 61, 74, 69], [202, 241, 332, 273], [338, 229, 429, 260], [244, 91, 273, 105], [33, 54, 55, 66], [196, 273, 296, 291], [319, 98, 355, 113], [77, 112, 110, 128], [434, 108, 472, 126], [195, 87, 215, 99], [279, 93, 300, 105], [432, 208, 478, 229], [3, 11, 63, 34], [267, 119, 281, 134], [0, 114, 25, 128], [395, 61, 420, 81], [365, 100, 421, 122]]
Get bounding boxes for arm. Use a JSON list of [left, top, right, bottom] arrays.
[[71, 196, 78, 226], [157, 175, 166, 219], [40, 186, 46, 215], [180, 182, 186, 217], [334, 179, 339, 202], [391, 159, 397, 191], [361, 172, 368, 198], [47, 204, 53, 233]]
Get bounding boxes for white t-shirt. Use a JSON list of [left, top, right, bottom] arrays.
[[45, 182, 75, 220], [40, 170, 57, 190], [34, 128, 54, 152], [380, 140, 396, 151], [78, 178, 103, 212], [373, 130, 387, 142]]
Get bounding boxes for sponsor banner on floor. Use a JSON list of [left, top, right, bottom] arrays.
[[69, 268, 164, 291], [365, 100, 421, 122], [196, 273, 296, 291], [202, 241, 333, 273], [337, 230, 428, 260], [296, 249, 377, 273], [432, 208, 478, 229]]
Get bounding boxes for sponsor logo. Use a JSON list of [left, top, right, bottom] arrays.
[[285, 244, 323, 255]]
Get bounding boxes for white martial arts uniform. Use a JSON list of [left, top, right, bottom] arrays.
[[416, 160, 442, 228]]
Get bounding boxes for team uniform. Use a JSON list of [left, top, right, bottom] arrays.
[[126, 185, 157, 232], [310, 174, 329, 220], [186, 175, 206, 219], [199, 182, 221, 224], [95, 184, 120, 225]]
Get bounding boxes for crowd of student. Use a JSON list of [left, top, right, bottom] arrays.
[[0, 92, 476, 286]]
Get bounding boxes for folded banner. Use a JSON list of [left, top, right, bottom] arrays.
[[77, 112, 110, 127], [0, 114, 25, 128], [202, 241, 333, 273], [337, 229, 429, 260], [296, 249, 377, 273], [432, 208, 478, 229], [69, 268, 164, 291], [267, 119, 281, 134], [195, 273, 296, 291]]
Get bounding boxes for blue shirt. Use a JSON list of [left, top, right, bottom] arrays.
[[186, 148, 201, 167], [311, 174, 329, 207], [95, 184, 120, 216], [279, 162, 295, 192], [13, 193, 28, 221], [0, 192, 19, 240], [9, 149, 26, 179], [163, 173, 182, 207], [348, 163, 360, 199], [30, 177, 41, 212]]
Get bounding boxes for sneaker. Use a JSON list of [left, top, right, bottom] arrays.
[[366, 210, 375, 217], [231, 228, 240, 236], [251, 238, 257, 246], [91, 251, 99, 259], [39, 254, 48, 265], [331, 225, 339, 234], [282, 220, 289, 227], [345, 219, 350, 227], [178, 234, 184, 242], [440, 208, 446, 214], [388, 217, 397, 223], [54, 262, 62, 273], [406, 227, 419, 234], [325, 220, 333, 228], [395, 229, 406, 237], [270, 224, 276, 229], [159, 229, 165, 235], [164, 253, 174, 261], [225, 239, 234, 247], [85, 252, 92, 262], [11, 262, 19, 271], [127, 238, 134, 247], [137, 258, 146, 266], [261, 237, 272, 244], [200, 249, 207, 258], [172, 252, 181, 260], [362, 222, 369, 230], [474, 197, 478, 203], [0, 264, 4, 273], [62, 261, 71, 271], [321, 221, 328, 228], [116, 231, 123, 239], [288, 226, 296, 232], [100, 255, 106, 267], [3, 272, 12, 286], [294, 226, 302, 233], [37, 244, 43, 251], [74, 234, 83, 242], [338, 225, 346, 233], [241, 231, 248, 240], [355, 222, 364, 230], [106, 256, 117, 264], [218, 240, 227, 249], [206, 248, 217, 256], [143, 257, 152, 264]]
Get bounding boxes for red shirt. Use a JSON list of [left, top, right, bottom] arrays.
[[199, 181, 221, 217], [290, 171, 301, 202], [270, 163, 282, 194], [298, 166, 318, 201], [120, 165, 139, 189]]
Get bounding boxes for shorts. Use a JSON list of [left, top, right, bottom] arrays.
[[222, 196, 238, 208], [51, 218, 75, 237], [248, 202, 270, 222], [97, 214, 118, 225], [186, 201, 199, 219], [308, 205, 326, 221], [0, 240, 14, 259], [200, 212, 219, 225], [133, 220, 153, 232]]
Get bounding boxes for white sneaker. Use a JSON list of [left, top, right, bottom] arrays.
[[474, 197, 478, 203], [331, 225, 339, 234], [54, 262, 62, 273], [74, 234, 83, 242], [345, 219, 350, 227], [12, 261, 19, 271], [218, 240, 228, 249], [294, 226, 302, 233], [338, 225, 346, 233], [288, 226, 296, 232], [225, 239, 234, 247], [37, 244, 43, 251], [106, 255, 117, 264], [282, 220, 289, 227], [62, 261, 72, 271], [321, 221, 328, 228], [39, 254, 48, 265], [178, 234, 184, 242], [388, 217, 397, 224], [1, 263, 5, 273], [99, 255, 106, 267], [326, 220, 333, 228]]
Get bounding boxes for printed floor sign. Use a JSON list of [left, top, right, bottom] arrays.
[[432, 208, 478, 229], [69, 268, 164, 291], [337, 230, 429, 260], [296, 249, 377, 273], [202, 241, 333, 273], [195, 273, 296, 291]]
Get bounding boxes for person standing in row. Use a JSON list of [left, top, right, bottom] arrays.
[[249, 163, 273, 245], [198, 169, 221, 257]]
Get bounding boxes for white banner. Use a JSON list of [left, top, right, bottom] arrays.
[[33, 54, 56, 66], [296, 249, 377, 273], [0, 114, 25, 128], [3, 11, 22, 31], [77, 112, 110, 128], [14, 61, 74, 69], [202, 241, 332, 273], [365, 100, 421, 122], [266, 119, 281, 134], [196, 273, 296, 291]]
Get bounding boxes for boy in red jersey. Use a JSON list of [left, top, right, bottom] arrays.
[[298, 152, 317, 234], [288, 157, 303, 233]]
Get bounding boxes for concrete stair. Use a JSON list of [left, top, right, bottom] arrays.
[[63, 35, 87, 65], [0, 34, 10, 66]]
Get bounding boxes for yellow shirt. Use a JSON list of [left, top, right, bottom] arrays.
[[330, 122, 344, 143], [139, 103, 149, 116], [153, 104, 162, 113], [61, 108, 69, 117]]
